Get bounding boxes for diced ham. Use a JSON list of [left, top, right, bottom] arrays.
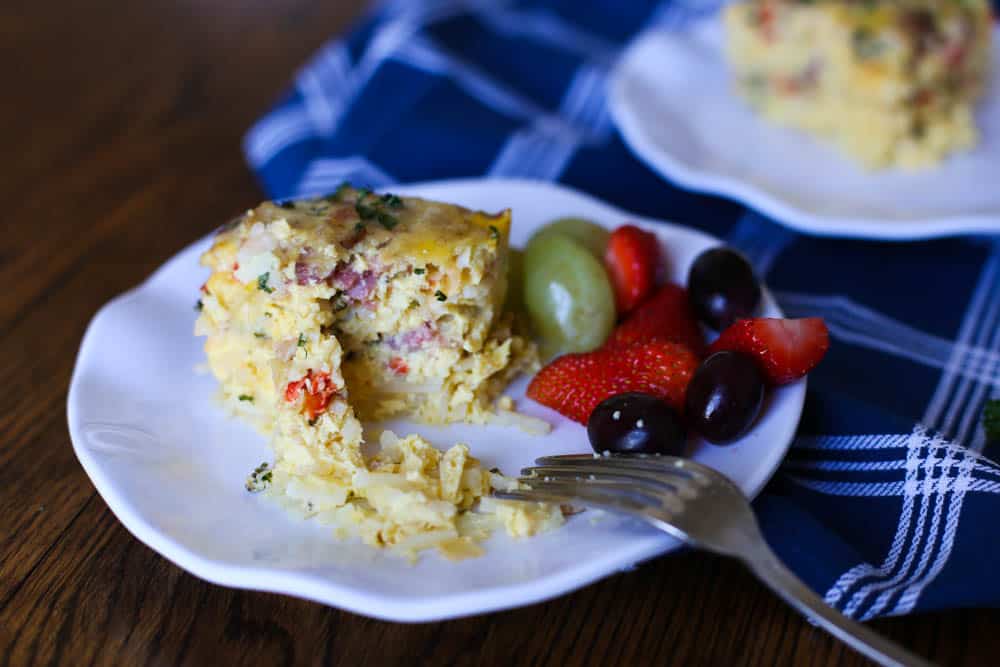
[[386, 322, 440, 352], [295, 259, 323, 285], [329, 265, 379, 301]]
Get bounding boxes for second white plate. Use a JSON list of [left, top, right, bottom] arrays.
[[610, 20, 1000, 240]]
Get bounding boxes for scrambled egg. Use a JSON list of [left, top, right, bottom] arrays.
[[195, 188, 560, 560], [724, 0, 993, 169]]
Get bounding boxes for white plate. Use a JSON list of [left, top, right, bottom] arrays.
[[610, 20, 1000, 240], [68, 179, 804, 622]]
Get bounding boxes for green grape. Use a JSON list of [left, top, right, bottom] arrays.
[[523, 233, 616, 354], [529, 217, 610, 260]]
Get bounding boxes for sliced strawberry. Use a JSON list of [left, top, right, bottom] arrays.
[[526, 340, 698, 424], [604, 224, 660, 315], [606, 283, 706, 356], [708, 317, 829, 385]]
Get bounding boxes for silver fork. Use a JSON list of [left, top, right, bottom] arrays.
[[494, 453, 933, 667]]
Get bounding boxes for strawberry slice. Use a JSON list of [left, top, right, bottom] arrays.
[[708, 317, 829, 385], [526, 340, 698, 424], [606, 283, 706, 356], [604, 224, 660, 315]]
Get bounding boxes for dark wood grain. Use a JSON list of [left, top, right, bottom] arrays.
[[2, 1, 998, 665]]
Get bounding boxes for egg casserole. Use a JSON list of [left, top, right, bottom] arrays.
[[195, 187, 561, 559], [724, 0, 993, 169]]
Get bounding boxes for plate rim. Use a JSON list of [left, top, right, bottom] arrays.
[[67, 177, 805, 622], [609, 23, 1000, 241]]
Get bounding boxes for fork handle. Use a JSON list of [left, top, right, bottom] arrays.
[[742, 545, 934, 667]]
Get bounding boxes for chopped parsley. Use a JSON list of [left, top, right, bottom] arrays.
[[489, 225, 500, 240], [354, 189, 402, 229], [354, 222, 365, 233], [195, 299, 203, 312], [253, 331, 266, 339], [380, 193, 403, 209], [435, 290, 447, 302], [245, 462, 273, 493], [376, 211, 398, 230], [414, 267, 425, 275], [297, 333, 307, 348], [238, 394, 254, 402], [355, 200, 378, 220], [278, 200, 296, 209], [852, 28, 885, 60], [331, 290, 348, 312], [257, 272, 274, 293], [984, 400, 1000, 441]]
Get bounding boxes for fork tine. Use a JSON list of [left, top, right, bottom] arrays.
[[494, 480, 660, 518], [521, 465, 700, 500], [519, 475, 688, 515], [535, 454, 714, 485], [517, 477, 667, 507]]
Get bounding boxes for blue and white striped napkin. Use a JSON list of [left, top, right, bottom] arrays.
[[244, 0, 1000, 619]]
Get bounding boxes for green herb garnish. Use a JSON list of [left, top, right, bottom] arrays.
[[380, 193, 403, 209], [354, 222, 365, 233], [195, 299, 203, 311], [985, 400, 1000, 441], [376, 211, 399, 230], [331, 290, 348, 312], [352, 188, 402, 229], [254, 331, 266, 339], [238, 394, 254, 402], [257, 272, 274, 293], [435, 290, 447, 302], [278, 200, 296, 209], [356, 201, 378, 219], [414, 267, 425, 275], [297, 333, 307, 347], [852, 28, 885, 60], [245, 462, 272, 492]]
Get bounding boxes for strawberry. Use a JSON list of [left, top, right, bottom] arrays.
[[604, 224, 660, 315], [526, 340, 698, 424], [606, 283, 706, 356], [708, 317, 829, 385]]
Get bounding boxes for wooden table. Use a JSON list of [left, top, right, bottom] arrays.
[[3, 2, 998, 664]]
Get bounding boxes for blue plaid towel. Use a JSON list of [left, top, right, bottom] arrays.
[[245, 0, 1000, 619]]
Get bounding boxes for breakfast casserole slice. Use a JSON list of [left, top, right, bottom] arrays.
[[724, 0, 993, 169], [194, 187, 560, 558]]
